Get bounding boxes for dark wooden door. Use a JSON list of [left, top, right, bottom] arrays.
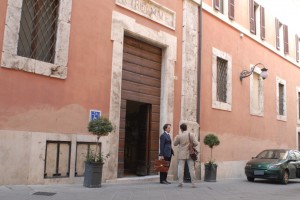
[[136, 104, 151, 176], [118, 36, 162, 177]]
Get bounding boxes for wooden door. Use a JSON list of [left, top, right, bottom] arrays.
[[118, 36, 162, 177]]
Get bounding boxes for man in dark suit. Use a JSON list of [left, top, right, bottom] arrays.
[[159, 123, 174, 184]]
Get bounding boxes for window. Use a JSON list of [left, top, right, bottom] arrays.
[[1, 0, 72, 79], [297, 87, 300, 124], [212, 48, 232, 111], [214, 0, 224, 13], [44, 141, 71, 178], [276, 77, 287, 121], [250, 67, 264, 116], [249, 0, 265, 39], [214, 0, 235, 19], [296, 35, 299, 62], [217, 57, 228, 103], [17, 0, 59, 63], [279, 84, 284, 115], [75, 142, 100, 177], [275, 18, 289, 54], [228, 0, 234, 20]]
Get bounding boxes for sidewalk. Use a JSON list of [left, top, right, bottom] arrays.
[[1, 178, 299, 200]]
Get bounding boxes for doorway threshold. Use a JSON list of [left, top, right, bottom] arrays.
[[105, 175, 159, 184]]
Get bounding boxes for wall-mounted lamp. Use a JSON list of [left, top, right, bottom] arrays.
[[240, 63, 268, 81]]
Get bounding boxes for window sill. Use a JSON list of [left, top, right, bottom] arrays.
[[1, 53, 67, 79]]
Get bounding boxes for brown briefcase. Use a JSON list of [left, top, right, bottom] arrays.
[[154, 159, 170, 172]]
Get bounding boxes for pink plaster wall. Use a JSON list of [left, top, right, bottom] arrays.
[[200, 10, 300, 163], [0, 0, 183, 134]]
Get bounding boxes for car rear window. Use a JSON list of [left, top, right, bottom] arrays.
[[256, 150, 287, 159]]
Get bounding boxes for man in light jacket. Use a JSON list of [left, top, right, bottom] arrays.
[[174, 123, 198, 187]]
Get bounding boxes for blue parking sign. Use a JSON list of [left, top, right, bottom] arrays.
[[90, 110, 101, 121]]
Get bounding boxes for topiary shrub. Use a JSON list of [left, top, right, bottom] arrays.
[[86, 116, 113, 163], [203, 133, 220, 167]]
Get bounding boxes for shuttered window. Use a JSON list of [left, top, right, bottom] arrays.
[[296, 35, 299, 62], [214, 0, 220, 10], [260, 6, 265, 40], [275, 18, 280, 50], [214, 0, 224, 13], [249, 0, 255, 34], [228, 0, 234, 20], [283, 25, 289, 54]]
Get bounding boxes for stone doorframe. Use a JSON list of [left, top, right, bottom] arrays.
[[106, 11, 177, 180]]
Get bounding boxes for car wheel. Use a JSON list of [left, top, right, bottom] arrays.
[[247, 177, 255, 182], [280, 170, 289, 185]]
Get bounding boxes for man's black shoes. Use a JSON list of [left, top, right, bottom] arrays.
[[160, 180, 171, 184]]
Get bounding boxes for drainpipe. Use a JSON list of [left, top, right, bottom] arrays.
[[197, 0, 203, 179]]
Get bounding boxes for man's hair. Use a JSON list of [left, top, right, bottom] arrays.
[[180, 123, 187, 131], [163, 123, 171, 131]]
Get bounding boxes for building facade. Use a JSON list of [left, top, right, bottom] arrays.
[[200, 0, 300, 178], [0, 0, 299, 185]]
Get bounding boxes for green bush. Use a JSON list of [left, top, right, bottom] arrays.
[[88, 117, 113, 137], [86, 116, 113, 163], [204, 133, 220, 167]]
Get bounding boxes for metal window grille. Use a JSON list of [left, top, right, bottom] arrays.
[[216, 57, 228, 103], [17, 0, 59, 63], [279, 83, 284, 115]]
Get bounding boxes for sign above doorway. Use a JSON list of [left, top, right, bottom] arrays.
[[115, 0, 176, 30]]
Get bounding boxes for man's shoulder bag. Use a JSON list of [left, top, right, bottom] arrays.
[[189, 133, 198, 161]]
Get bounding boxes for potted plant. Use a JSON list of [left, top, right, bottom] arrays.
[[203, 133, 220, 182], [84, 116, 113, 188]]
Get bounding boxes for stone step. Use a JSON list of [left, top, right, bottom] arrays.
[[105, 175, 160, 184]]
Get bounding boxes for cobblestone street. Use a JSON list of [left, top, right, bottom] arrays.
[[1, 178, 300, 200]]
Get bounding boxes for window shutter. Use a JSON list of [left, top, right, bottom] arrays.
[[283, 25, 289, 54], [214, 0, 220, 10], [260, 6, 265, 40], [296, 35, 299, 62], [249, 0, 255, 33], [275, 18, 280, 50], [228, 0, 234, 20]]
